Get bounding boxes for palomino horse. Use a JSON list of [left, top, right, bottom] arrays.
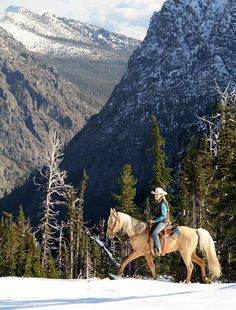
[[106, 208, 221, 283]]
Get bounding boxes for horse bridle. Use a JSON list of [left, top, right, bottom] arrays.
[[107, 212, 120, 235]]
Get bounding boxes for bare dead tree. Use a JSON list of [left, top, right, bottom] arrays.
[[37, 130, 66, 270], [197, 81, 235, 157], [57, 221, 67, 273], [197, 115, 221, 157]]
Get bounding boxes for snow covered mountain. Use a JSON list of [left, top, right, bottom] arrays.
[[0, 5, 138, 59], [0, 6, 139, 110], [60, 0, 236, 221]]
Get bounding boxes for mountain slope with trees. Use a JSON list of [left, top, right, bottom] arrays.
[[0, 26, 95, 197]]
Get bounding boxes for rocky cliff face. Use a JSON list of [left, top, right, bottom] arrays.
[[0, 6, 139, 110], [62, 0, 236, 221], [0, 27, 95, 197]]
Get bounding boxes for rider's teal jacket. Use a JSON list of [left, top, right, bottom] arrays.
[[150, 202, 168, 223]]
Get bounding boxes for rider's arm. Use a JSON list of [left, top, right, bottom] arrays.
[[152, 203, 167, 223], [149, 209, 155, 217]]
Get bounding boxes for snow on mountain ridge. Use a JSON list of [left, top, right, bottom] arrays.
[[2, 7, 86, 41], [163, 0, 228, 40], [0, 6, 139, 59], [165, 0, 227, 12], [4, 5, 25, 13]]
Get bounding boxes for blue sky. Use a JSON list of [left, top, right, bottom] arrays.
[[0, 0, 165, 39]]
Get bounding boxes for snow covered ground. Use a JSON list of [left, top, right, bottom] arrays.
[[0, 277, 235, 310]]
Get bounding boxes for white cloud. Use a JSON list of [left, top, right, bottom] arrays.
[[118, 22, 148, 40], [0, 0, 166, 40]]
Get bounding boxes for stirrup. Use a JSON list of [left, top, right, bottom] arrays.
[[153, 249, 161, 257]]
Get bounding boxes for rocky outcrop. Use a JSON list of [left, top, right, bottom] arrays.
[[0, 27, 95, 197], [62, 0, 236, 221]]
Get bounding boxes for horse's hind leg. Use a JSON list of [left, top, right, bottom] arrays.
[[191, 251, 210, 284], [180, 251, 194, 284], [145, 253, 157, 280], [118, 251, 141, 276]]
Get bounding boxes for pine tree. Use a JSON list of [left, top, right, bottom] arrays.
[[0, 210, 43, 278], [179, 136, 215, 229], [24, 221, 44, 278], [178, 90, 236, 281], [46, 253, 59, 279], [150, 115, 172, 192], [112, 164, 142, 276], [211, 97, 236, 280], [113, 164, 140, 218], [74, 170, 88, 278], [178, 136, 198, 227], [0, 216, 7, 276], [15, 206, 27, 276], [176, 136, 216, 281], [222, 150, 236, 280], [196, 137, 215, 229], [4, 213, 17, 276]]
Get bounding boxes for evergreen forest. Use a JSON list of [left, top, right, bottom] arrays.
[[0, 92, 235, 283]]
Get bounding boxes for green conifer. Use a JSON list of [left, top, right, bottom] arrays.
[[113, 164, 140, 218], [46, 253, 59, 279], [15, 206, 27, 276], [150, 115, 172, 191]]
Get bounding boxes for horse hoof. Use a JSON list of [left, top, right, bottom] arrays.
[[204, 277, 211, 284]]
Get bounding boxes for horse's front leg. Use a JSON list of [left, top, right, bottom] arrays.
[[118, 251, 141, 276], [145, 253, 157, 280]]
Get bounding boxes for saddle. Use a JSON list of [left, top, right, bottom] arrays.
[[148, 223, 179, 256]]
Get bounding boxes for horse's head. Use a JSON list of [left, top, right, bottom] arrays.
[[106, 208, 121, 238]]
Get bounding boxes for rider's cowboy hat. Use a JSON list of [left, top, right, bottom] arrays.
[[151, 187, 167, 196]]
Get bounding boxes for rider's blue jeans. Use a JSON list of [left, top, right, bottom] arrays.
[[153, 221, 168, 254]]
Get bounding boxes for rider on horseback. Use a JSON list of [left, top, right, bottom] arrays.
[[148, 187, 169, 256]]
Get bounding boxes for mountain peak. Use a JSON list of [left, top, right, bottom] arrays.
[[148, 0, 229, 42], [164, 0, 228, 14], [5, 5, 24, 13]]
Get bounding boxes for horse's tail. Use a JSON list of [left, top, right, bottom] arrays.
[[197, 228, 221, 278]]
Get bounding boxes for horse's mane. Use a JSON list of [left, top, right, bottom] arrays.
[[118, 212, 148, 236]]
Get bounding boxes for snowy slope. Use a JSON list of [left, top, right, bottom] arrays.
[[0, 6, 139, 59], [0, 277, 235, 309]]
